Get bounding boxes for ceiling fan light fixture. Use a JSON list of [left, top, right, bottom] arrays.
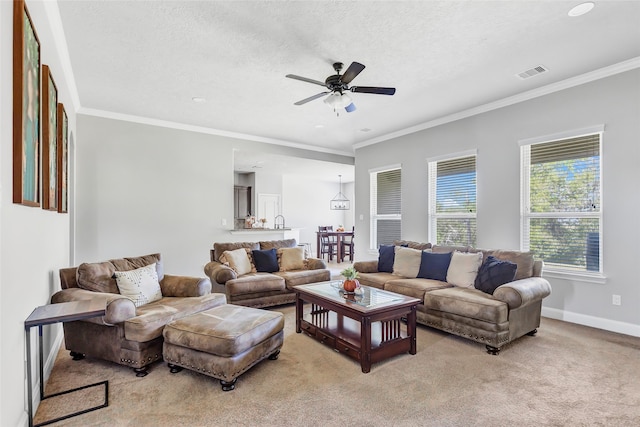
[[324, 92, 352, 109]]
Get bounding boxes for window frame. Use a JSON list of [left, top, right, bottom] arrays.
[[369, 165, 402, 250], [427, 150, 477, 246], [519, 126, 605, 281]]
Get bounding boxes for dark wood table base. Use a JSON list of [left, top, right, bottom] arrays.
[[295, 285, 418, 373]]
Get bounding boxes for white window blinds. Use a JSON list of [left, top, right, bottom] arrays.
[[370, 168, 401, 248], [428, 154, 477, 246], [521, 133, 601, 273]]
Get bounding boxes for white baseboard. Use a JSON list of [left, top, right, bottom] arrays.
[[542, 307, 640, 337]]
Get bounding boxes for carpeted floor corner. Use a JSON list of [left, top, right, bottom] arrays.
[[35, 305, 640, 426]]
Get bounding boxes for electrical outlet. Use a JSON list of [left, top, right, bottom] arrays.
[[612, 294, 621, 306]]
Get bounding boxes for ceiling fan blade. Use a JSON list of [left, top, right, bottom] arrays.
[[350, 86, 396, 95], [294, 92, 329, 105], [286, 74, 327, 87], [340, 62, 365, 84]]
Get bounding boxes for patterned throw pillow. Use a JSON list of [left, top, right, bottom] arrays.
[[446, 251, 484, 288], [113, 263, 163, 307], [475, 256, 518, 294], [220, 248, 254, 275]]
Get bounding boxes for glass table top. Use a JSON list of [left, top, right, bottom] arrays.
[[298, 281, 408, 309]]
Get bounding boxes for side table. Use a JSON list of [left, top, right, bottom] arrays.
[[25, 299, 108, 427]]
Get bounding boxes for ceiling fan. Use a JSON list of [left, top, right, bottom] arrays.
[[286, 61, 396, 113]]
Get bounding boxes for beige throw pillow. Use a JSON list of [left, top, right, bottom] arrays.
[[114, 263, 163, 307], [221, 248, 253, 276], [446, 251, 483, 288], [278, 247, 306, 271], [392, 246, 422, 278]]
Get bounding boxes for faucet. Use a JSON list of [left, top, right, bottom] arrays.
[[274, 215, 285, 229]]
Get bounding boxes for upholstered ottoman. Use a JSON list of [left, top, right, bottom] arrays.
[[163, 304, 284, 391]]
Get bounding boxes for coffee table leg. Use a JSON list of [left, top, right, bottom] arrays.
[[408, 306, 417, 355], [295, 293, 303, 333], [360, 316, 372, 373]]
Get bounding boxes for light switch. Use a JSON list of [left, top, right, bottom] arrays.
[[221, 218, 227, 226]]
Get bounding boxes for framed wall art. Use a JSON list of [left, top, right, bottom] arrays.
[[13, 0, 41, 207], [42, 65, 58, 211], [57, 103, 69, 213]]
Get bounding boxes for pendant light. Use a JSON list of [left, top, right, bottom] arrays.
[[330, 174, 350, 210]]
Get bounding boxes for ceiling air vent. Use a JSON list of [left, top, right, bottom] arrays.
[[517, 65, 549, 80]]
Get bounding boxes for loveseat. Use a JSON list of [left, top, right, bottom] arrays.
[[353, 241, 552, 354], [51, 253, 226, 376], [204, 239, 331, 308]]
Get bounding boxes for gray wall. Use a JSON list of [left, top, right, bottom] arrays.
[[355, 69, 640, 334], [75, 115, 354, 274]]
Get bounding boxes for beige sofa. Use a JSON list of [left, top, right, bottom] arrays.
[[204, 239, 331, 308], [51, 253, 226, 376], [353, 241, 552, 354]]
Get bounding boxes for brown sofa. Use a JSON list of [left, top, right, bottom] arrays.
[[353, 241, 552, 354], [204, 239, 331, 308], [51, 253, 226, 376]]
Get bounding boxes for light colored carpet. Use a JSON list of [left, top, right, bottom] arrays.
[[35, 305, 640, 426]]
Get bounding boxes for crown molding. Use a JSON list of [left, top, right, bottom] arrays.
[[78, 108, 355, 157], [353, 57, 640, 151]]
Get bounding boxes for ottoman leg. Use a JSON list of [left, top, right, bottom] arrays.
[[268, 350, 280, 360], [168, 363, 183, 374], [220, 378, 237, 392]]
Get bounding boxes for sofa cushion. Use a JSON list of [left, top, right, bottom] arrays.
[[378, 245, 396, 272], [252, 248, 279, 273], [483, 249, 535, 280], [393, 246, 422, 278], [114, 263, 163, 307], [226, 274, 285, 297], [76, 253, 162, 294], [393, 240, 432, 250], [417, 251, 452, 281], [356, 272, 395, 289], [384, 278, 451, 302], [259, 239, 297, 250], [275, 269, 331, 289], [277, 247, 306, 271], [446, 251, 483, 288], [475, 256, 517, 294], [124, 293, 227, 342], [424, 287, 508, 324], [221, 248, 254, 275]]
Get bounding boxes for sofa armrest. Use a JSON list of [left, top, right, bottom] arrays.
[[204, 261, 237, 284], [305, 257, 327, 270], [493, 277, 552, 310], [50, 288, 136, 326], [353, 260, 378, 273], [160, 274, 211, 297]]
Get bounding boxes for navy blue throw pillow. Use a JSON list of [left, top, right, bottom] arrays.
[[417, 251, 452, 281], [252, 248, 279, 273], [475, 256, 518, 294], [378, 245, 396, 272]]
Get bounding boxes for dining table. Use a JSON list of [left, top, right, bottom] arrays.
[[316, 230, 354, 263]]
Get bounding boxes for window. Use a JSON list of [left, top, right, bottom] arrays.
[[370, 167, 401, 248], [521, 130, 602, 274], [428, 153, 477, 246]]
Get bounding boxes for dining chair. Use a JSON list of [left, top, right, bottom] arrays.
[[340, 226, 355, 262], [318, 226, 338, 261]]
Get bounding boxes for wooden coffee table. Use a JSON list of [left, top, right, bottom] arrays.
[[295, 281, 420, 373]]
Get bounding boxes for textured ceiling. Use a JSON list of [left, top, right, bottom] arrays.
[[57, 0, 640, 159]]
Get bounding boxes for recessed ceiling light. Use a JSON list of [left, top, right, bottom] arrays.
[[192, 97, 206, 103], [314, 124, 324, 129], [568, 2, 595, 17], [360, 128, 372, 133]]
